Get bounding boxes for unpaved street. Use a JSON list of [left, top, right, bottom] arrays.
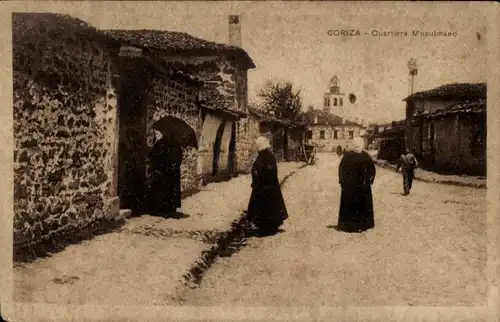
[[184, 153, 487, 306]]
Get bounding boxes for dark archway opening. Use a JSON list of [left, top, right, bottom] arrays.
[[152, 116, 198, 149], [212, 120, 226, 176], [117, 61, 149, 216], [228, 121, 237, 177]]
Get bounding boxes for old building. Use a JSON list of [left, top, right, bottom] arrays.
[[235, 106, 306, 172], [404, 82, 486, 176], [301, 108, 365, 152], [375, 120, 406, 162], [247, 107, 306, 162], [323, 75, 365, 126], [324, 75, 346, 112], [12, 13, 255, 260], [104, 25, 255, 187]]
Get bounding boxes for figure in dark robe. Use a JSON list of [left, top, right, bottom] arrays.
[[336, 145, 343, 157], [247, 136, 289, 236], [397, 148, 419, 196], [148, 134, 183, 217], [337, 137, 376, 233]]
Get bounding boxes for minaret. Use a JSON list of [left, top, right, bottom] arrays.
[[330, 75, 340, 94], [228, 15, 242, 47]]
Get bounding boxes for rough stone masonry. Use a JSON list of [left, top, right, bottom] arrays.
[[12, 13, 120, 258], [12, 13, 258, 260]]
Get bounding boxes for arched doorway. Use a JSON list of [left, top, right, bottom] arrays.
[[228, 121, 237, 177], [117, 72, 148, 215], [212, 120, 226, 176], [150, 116, 198, 149]]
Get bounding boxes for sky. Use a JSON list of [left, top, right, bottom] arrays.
[[9, 1, 491, 123]]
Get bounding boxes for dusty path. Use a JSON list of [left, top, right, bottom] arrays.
[[184, 153, 487, 306]]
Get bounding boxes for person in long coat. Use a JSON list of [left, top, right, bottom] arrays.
[[336, 145, 343, 157], [148, 133, 183, 217], [247, 136, 289, 236], [337, 137, 376, 232]]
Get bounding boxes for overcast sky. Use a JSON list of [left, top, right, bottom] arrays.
[[10, 1, 491, 123]]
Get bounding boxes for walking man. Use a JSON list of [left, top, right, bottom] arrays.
[[397, 148, 419, 196]]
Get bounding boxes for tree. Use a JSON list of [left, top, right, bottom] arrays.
[[258, 80, 302, 122]]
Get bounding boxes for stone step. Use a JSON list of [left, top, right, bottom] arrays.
[[118, 209, 132, 221]]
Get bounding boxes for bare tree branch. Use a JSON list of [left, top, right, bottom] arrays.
[[258, 80, 303, 123]]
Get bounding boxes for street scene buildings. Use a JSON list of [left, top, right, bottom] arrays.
[[301, 77, 366, 152], [6, 4, 492, 321]]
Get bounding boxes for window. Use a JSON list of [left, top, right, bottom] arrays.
[[348, 131, 354, 139], [324, 97, 328, 107], [306, 130, 313, 140], [327, 97, 330, 107], [320, 130, 325, 139], [334, 130, 339, 139], [334, 98, 338, 106], [340, 98, 343, 106]]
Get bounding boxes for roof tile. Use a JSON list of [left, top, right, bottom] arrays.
[[404, 82, 486, 101], [104, 29, 255, 68]]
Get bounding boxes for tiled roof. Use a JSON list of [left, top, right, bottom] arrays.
[[420, 99, 486, 118], [104, 29, 255, 68], [301, 109, 363, 127], [375, 126, 405, 138], [404, 82, 486, 102]]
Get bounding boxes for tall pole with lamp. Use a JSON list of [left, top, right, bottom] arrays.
[[406, 58, 419, 158], [408, 58, 418, 95]]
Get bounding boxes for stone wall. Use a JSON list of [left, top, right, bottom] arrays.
[[12, 13, 119, 258], [235, 114, 260, 173], [168, 56, 247, 116], [145, 76, 202, 195]]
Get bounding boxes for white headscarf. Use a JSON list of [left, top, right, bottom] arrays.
[[255, 136, 271, 151], [352, 137, 365, 154]]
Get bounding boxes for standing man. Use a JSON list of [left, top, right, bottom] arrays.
[[397, 148, 419, 196], [337, 137, 376, 233], [247, 136, 289, 236]]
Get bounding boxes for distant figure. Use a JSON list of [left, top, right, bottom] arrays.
[[397, 148, 419, 196], [337, 137, 376, 233], [247, 136, 288, 236], [148, 134, 183, 217], [336, 145, 343, 157]]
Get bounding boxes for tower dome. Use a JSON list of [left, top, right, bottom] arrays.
[[329, 75, 340, 94], [330, 75, 339, 88]]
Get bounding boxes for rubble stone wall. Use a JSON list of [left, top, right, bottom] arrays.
[[236, 115, 261, 173], [12, 13, 119, 257], [169, 56, 247, 116], [145, 76, 202, 195]]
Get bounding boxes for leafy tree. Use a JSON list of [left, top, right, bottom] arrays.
[[258, 80, 302, 122]]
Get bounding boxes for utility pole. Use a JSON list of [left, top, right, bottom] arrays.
[[407, 58, 418, 95]]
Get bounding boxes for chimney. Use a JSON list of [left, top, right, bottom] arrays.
[[228, 15, 242, 47]]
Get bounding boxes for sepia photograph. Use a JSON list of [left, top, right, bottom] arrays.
[[1, 1, 499, 321]]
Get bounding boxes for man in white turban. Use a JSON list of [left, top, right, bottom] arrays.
[[337, 136, 376, 232], [246, 136, 288, 236]]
